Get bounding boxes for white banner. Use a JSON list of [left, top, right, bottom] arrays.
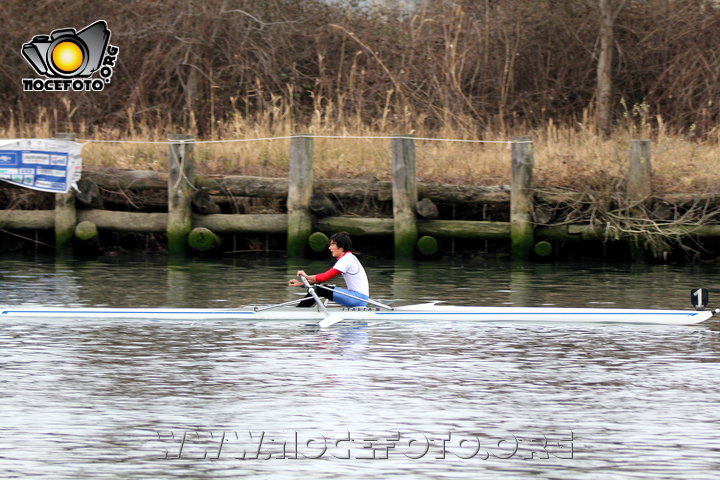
[[0, 139, 82, 193]]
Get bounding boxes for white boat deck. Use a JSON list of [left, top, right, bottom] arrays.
[[0, 303, 714, 325]]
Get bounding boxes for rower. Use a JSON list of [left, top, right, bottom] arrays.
[[288, 232, 369, 308]]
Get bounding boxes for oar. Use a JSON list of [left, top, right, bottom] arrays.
[[253, 297, 305, 312], [300, 275, 344, 327], [315, 284, 393, 310]]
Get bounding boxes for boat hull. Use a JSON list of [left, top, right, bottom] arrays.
[[0, 304, 712, 325]]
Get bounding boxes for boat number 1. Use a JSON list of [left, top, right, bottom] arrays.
[[691, 288, 709, 309]]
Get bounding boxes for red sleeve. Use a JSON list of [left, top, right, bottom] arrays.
[[315, 268, 342, 283]]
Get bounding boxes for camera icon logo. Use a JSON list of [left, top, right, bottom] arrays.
[[21, 20, 119, 92]]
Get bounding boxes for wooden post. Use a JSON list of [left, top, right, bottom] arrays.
[[287, 134, 314, 257], [627, 139, 652, 201], [627, 139, 652, 260], [167, 134, 195, 257], [392, 134, 418, 259], [511, 136, 534, 261], [54, 132, 77, 255]]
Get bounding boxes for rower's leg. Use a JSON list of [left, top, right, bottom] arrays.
[[296, 285, 334, 308], [297, 295, 315, 308]]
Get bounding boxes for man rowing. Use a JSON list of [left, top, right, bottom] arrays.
[[288, 231, 369, 308]]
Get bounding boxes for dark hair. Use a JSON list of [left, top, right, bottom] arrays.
[[330, 231, 352, 251]]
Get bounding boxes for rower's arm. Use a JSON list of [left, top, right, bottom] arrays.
[[315, 268, 342, 283], [295, 270, 317, 284], [293, 268, 340, 285]]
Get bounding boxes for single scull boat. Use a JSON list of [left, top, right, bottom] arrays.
[[0, 287, 715, 327], [0, 303, 714, 325]]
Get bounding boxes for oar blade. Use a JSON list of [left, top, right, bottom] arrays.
[[319, 314, 344, 328]]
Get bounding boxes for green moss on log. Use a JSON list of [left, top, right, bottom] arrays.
[[534, 240, 552, 257], [417, 235, 438, 256], [188, 227, 221, 251], [308, 231, 329, 252], [74, 221, 98, 241]]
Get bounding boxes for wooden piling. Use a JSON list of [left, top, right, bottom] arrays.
[[510, 136, 535, 261], [167, 134, 195, 257], [392, 134, 418, 259], [627, 140, 652, 202], [627, 139, 652, 260], [287, 134, 314, 257], [54, 133, 77, 255]]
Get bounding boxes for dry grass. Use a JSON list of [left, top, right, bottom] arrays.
[[3, 106, 720, 194]]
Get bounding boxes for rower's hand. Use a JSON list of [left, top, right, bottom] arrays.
[[288, 279, 303, 287], [296, 270, 308, 279]]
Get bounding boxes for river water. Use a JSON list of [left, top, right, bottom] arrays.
[[1, 256, 720, 479]]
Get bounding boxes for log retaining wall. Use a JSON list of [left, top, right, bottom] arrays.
[[1, 134, 719, 261]]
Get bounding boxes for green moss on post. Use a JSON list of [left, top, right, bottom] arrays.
[[167, 134, 194, 258], [308, 231, 329, 252], [55, 191, 76, 254], [511, 136, 535, 262], [188, 227, 221, 251], [287, 214, 311, 257], [74, 221, 98, 241], [417, 235, 438, 256]]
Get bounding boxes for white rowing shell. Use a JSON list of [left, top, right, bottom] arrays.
[[0, 303, 713, 325]]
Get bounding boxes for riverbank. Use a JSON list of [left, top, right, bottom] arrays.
[[3, 133, 720, 262], [5, 109, 720, 190]]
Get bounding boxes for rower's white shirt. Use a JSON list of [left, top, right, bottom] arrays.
[[333, 252, 369, 296]]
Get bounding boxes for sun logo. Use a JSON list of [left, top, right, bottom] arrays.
[[52, 41, 85, 74]]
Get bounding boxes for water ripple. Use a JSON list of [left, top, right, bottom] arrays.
[[2, 258, 720, 478]]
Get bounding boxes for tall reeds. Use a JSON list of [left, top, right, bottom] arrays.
[[1, 0, 719, 192]]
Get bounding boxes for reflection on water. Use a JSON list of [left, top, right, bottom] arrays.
[[1, 256, 720, 479]]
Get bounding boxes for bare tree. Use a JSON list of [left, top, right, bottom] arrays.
[[595, 0, 626, 136]]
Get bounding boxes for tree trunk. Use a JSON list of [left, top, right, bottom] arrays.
[[596, 0, 615, 137]]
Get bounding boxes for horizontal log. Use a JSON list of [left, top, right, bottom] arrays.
[[316, 179, 392, 202], [536, 223, 720, 241], [315, 216, 394, 235], [317, 217, 510, 240], [659, 193, 720, 205], [77, 210, 287, 234], [535, 224, 606, 241], [195, 175, 288, 198], [0, 172, 567, 206], [82, 167, 167, 190], [0, 210, 54, 229], [672, 225, 720, 238], [418, 220, 510, 239], [73, 168, 516, 204], [535, 190, 583, 204], [5, 207, 720, 243], [3, 169, 718, 210], [418, 183, 510, 204], [78, 210, 167, 232], [194, 214, 287, 233]]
